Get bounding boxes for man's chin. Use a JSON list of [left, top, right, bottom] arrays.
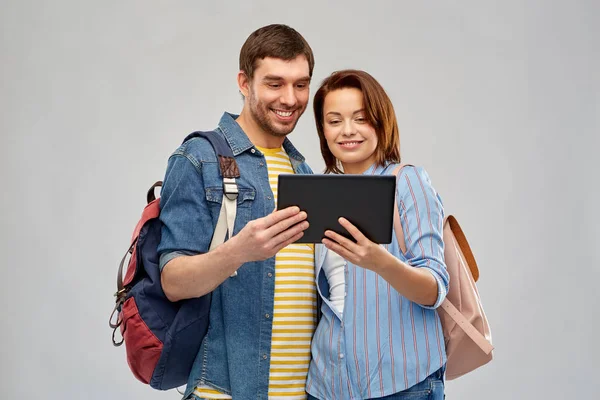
[[268, 129, 293, 137], [268, 120, 298, 136]]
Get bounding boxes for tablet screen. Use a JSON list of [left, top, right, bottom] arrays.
[[277, 174, 396, 244]]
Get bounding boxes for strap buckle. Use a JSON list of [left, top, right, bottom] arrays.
[[223, 177, 239, 201]]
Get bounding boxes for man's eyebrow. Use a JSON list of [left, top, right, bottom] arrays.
[[263, 75, 283, 81], [262, 75, 311, 82]]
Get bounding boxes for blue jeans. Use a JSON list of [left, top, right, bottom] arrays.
[[307, 366, 445, 400]]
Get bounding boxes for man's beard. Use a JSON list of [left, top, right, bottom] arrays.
[[247, 91, 304, 138]]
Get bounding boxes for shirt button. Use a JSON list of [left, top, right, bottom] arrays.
[[265, 314, 270, 319], [263, 354, 268, 360], [339, 353, 345, 359], [344, 291, 347, 297]]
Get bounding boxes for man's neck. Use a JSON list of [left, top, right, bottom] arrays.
[[236, 109, 286, 149]]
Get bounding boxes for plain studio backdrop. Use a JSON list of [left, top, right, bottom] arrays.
[[1, 1, 598, 399]]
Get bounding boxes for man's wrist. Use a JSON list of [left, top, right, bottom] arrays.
[[219, 235, 247, 267]]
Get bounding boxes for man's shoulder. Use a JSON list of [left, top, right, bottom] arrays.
[[296, 161, 314, 174], [281, 137, 314, 174], [171, 130, 224, 163]]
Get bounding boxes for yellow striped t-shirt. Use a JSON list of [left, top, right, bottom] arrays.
[[195, 146, 316, 400]]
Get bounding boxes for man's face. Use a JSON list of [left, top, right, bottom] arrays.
[[243, 55, 311, 137]]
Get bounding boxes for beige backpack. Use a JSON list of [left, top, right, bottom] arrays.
[[391, 165, 494, 380]]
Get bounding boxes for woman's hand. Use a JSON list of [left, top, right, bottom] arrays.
[[324, 217, 439, 306], [322, 217, 393, 272]]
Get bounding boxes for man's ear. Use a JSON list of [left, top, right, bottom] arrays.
[[237, 71, 250, 98]]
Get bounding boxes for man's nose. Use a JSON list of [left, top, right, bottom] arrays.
[[280, 86, 297, 107]]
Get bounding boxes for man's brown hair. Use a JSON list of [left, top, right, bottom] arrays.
[[239, 24, 315, 80], [314, 69, 401, 174]]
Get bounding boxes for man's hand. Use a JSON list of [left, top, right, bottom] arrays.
[[228, 206, 309, 263]]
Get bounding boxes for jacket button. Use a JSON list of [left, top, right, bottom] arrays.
[[268, 272, 273, 278], [265, 314, 270, 319], [251, 148, 256, 153], [263, 354, 268, 359]]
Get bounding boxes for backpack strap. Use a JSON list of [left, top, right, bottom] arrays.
[[183, 131, 240, 276], [439, 300, 494, 354], [446, 215, 479, 282], [182, 131, 240, 180], [390, 163, 412, 254]]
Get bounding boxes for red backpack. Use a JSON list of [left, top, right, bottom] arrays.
[[109, 131, 239, 390]]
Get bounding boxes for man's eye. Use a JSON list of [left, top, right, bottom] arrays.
[[269, 84, 281, 88]]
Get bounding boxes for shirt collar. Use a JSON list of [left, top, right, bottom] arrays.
[[218, 112, 306, 162], [363, 162, 394, 176]]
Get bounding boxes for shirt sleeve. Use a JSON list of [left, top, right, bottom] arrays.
[[397, 166, 449, 309], [157, 152, 214, 271]]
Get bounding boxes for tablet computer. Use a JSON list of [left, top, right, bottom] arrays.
[[277, 174, 396, 244]]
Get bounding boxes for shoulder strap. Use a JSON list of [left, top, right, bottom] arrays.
[[439, 300, 494, 354], [446, 215, 479, 282], [183, 130, 233, 157], [390, 164, 412, 254], [183, 131, 240, 180], [183, 131, 240, 275]]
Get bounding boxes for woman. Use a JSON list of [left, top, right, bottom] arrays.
[[306, 70, 449, 400]]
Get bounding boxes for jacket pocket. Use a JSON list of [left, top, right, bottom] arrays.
[[205, 186, 256, 233]]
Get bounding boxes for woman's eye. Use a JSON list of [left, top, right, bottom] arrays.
[[328, 120, 340, 125]]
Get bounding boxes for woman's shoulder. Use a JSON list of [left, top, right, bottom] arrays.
[[388, 163, 440, 201], [386, 163, 432, 183]]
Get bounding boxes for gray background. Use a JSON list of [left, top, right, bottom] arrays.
[[1, 0, 598, 399]]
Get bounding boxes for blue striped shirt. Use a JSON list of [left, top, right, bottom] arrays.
[[306, 163, 449, 400]]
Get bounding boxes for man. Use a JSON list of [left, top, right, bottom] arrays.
[[158, 24, 316, 400]]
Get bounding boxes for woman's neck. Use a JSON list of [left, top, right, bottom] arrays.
[[341, 160, 376, 175]]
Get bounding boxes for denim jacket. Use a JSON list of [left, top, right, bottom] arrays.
[[157, 113, 313, 400]]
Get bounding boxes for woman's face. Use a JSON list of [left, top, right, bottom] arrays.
[[322, 88, 378, 174]]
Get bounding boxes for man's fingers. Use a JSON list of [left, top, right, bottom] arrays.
[[268, 221, 309, 249], [265, 211, 308, 237], [274, 232, 305, 253], [262, 206, 301, 228]]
